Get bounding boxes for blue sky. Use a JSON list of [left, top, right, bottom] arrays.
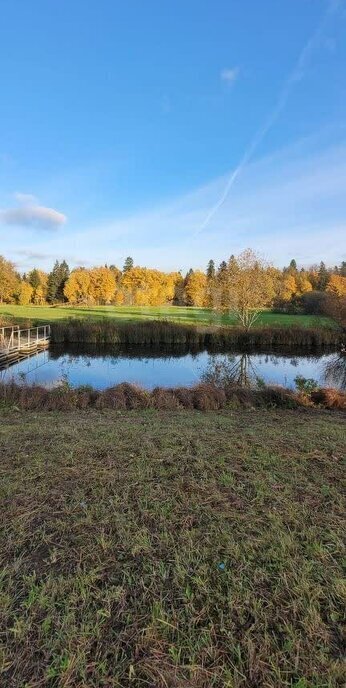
[[0, 0, 345, 273]]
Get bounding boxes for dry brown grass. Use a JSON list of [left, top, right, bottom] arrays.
[[311, 387, 346, 409], [0, 380, 344, 412], [95, 382, 151, 410]]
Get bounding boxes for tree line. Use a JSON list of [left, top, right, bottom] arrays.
[[0, 252, 345, 316]]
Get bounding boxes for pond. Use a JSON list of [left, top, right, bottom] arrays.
[[1, 346, 345, 390]]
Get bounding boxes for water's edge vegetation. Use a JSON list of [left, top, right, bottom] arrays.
[[2, 319, 345, 407], [1, 378, 345, 411], [50, 318, 344, 351]]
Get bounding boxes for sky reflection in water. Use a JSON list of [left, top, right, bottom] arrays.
[[1, 349, 344, 391]]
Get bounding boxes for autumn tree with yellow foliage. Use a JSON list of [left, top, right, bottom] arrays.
[[326, 274, 346, 297], [296, 272, 313, 295], [17, 281, 34, 305], [278, 274, 298, 302], [90, 267, 116, 304], [0, 256, 18, 303], [184, 270, 207, 307], [226, 249, 275, 329], [64, 269, 92, 304], [119, 267, 180, 306]]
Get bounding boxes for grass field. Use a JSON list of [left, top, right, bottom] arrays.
[[1, 407, 345, 687], [0, 304, 333, 328]]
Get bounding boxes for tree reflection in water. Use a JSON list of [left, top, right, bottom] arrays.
[[323, 353, 346, 390], [201, 353, 261, 388]]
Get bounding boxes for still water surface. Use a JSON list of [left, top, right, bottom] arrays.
[[1, 348, 344, 390]]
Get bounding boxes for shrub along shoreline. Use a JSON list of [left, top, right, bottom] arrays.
[[0, 379, 345, 411], [50, 318, 344, 351]]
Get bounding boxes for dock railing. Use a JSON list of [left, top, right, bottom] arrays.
[[0, 325, 51, 354]]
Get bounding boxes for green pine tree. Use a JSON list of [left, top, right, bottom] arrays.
[[123, 256, 134, 272], [47, 260, 70, 303], [28, 268, 41, 290], [47, 261, 60, 303], [317, 261, 329, 291], [206, 259, 215, 280], [56, 260, 70, 301]]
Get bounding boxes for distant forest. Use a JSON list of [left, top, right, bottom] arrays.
[[0, 252, 345, 313]]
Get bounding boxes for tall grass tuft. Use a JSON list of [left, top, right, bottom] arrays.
[[311, 387, 346, 409], [95, 382, 151, 410]]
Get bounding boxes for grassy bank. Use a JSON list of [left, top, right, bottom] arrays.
[[0, 303, 334, 328], [0, 407, 345, 687]]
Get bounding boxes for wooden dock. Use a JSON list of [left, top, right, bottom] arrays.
[[0, 325, 51, 369]]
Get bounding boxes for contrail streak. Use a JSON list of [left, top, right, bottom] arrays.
[[192, 0, 341, 238]]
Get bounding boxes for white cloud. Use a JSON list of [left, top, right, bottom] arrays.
[[0, 193, 66, 230], [220, 67, 239, 84], [14, 192, 38, 205], [12, 249, 92, 270], [15, 249, 58, 260]]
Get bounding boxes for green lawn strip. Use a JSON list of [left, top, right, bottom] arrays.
[[0, 304, 334, 328], [0, 408, 345, 687]]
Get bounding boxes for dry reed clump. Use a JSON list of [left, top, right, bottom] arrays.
[[71, 387, 97, 409], [310, 387, 346, 409], [255, 386, 299, 408], [151, 387, 181, 410], [95, 385, 127, 409], [222, 384, 298, 409], [0, 382, 47, 409], [17, 385, 50, 409], [0, 382, 96, 411], [151, 383, 227, 411], [191, 383, 227, 410], [96, 382, 150, 410], [0, 381, 344, 412], [120, 382, 151, 409], [42, 387, 92, 411], [223, 386, 256, 408], [169, 386, 195, 409]]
